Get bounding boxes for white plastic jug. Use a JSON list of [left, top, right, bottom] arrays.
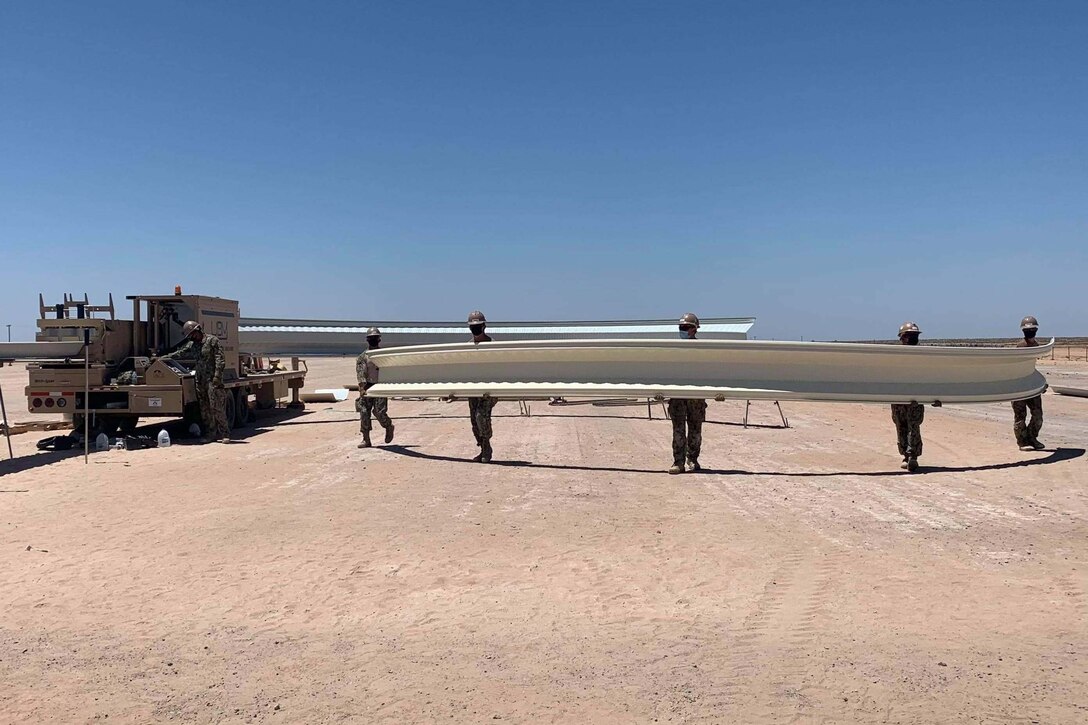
[[95, 433, 109, 452], [157, 429, 171, 448]]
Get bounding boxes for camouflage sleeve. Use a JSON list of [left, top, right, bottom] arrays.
[[356, 351, 377, 391], [213, 336, 225, 386], [356, 352, 368, 386], [161, 339, 196, 362]]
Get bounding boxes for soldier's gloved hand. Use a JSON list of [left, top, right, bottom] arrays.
[[932, 400, 943, 408]]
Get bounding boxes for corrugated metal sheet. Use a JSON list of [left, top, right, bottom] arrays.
[[238, 317, 756, 355], [243, 323, 754, 334], [364, 338, 1053, 404]]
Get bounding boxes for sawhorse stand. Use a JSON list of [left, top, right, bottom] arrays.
[[743, 400, 790, 429]]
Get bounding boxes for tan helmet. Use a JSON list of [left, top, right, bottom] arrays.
[[467, 310, 487, 325], [1020, 315, 1039, 331], [181, 320, 202, 338], [366, 327, 381, 337], [898, 321, 921, 336], [679, 312, 700, 328]]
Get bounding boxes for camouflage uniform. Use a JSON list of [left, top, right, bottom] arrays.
[[195, 334, 229, 441], [469, 397, 497, 456], [161, 338, 199, 365], [890, 403, 924, 460], [356, 349, 392, 436], [668, 399, 707, 467], [114, 370, 138, 385], [469, 332, 495, 458], [1012, 338, 1043, 446]]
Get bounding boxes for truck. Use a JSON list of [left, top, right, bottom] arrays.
[[24, 291, 307, 436]]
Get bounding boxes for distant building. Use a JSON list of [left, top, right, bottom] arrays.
[[239, 316, 756, 355]]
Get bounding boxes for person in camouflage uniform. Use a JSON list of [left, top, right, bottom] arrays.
[[356, 327, 395, 448], [891, 322, 925, 471], [166, 320, 229, 442], [466, 311, 497, 463], [1012, 316, 1045, 451], [668, 313, 708, 474]]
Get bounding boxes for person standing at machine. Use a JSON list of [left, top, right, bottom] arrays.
[[356, 327, 395, 448], [168, 321, 229, 443], [1012, 315, 1046, 451], [466, 310, 496, 463], [668, 313, 708, 475]]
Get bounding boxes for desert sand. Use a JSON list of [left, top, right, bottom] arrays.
[[1, 357, 1085, 723]]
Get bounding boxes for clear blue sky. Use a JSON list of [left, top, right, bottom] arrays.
[[2, 1, 1085, 341]]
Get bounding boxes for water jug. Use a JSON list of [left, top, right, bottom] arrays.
[[157, 429, 171, 448], [95, 433, 109, 451]]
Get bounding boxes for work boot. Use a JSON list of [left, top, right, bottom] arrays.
[[358, 431, 372, 449], [686, 459, 701, 472], [668, 464, 683, 475], [480, 443, 493, 464], [384, 423, 395, 444], [1032, 439, 1046, 450], [471, 451, 484, 462], [900, 460, 909, 470], [906, 457, 919, 472], [1018, 444, 1035, 451]]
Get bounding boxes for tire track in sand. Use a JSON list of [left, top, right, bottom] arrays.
[[677, 547, 844, 723]]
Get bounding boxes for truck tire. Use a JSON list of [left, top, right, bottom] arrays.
[[233, 388, 250, 427], [97, 415, 120, 437], [182, 402, 202, 430]]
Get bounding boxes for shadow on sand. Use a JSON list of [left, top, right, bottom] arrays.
[[378, 444, 1084, 478], [0, 406, 314, 476]]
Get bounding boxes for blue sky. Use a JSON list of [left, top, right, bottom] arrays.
[[2, 1, 1085, 341]]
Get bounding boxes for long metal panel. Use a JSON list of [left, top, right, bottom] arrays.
[[0, 341, 86, 359], [240, 316, 756, 330], [238, 317, 756, 355], [363, 338, 1053, 405]]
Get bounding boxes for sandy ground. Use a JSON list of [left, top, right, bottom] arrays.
[[1, 357, 1086, 723]]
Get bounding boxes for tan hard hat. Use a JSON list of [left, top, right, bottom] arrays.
[[366, 327, 381, 337], [898, 321, 921, 336], [467, 310, 487, 325], [181, 320, 202, 337], [679, 312, 700, 327], [1020, 315, 1039, 331]]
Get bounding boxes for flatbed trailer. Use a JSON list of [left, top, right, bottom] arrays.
[[23, 292, 308, 436]]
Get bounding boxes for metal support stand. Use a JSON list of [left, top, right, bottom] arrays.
[[743, 400, 790, 429], [647, 398, 669, 420], [0, 359, 14, 460], [518, 400, 531, 417]]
